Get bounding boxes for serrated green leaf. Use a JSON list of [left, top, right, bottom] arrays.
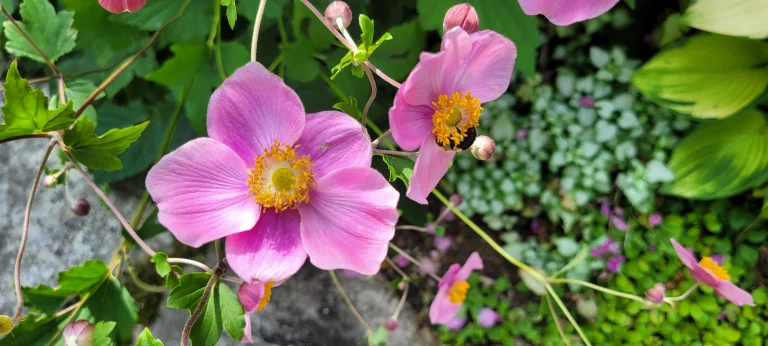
[[160, 0, 214, 47], [63, 79, 104, 123], [2, 0, 77, 63], [683, 0, 768, 39], [662, 109, 768, 199], [633, 34, 768, 119], [167, 273, 212, 310], [221, 0, 237, 29], [151, 252, 171, 277], [381, 155, 415, 188], [359, 14, 374, 52], [57, 259, 109, 293], [0, 61, 75, 140], [86, 277, 139, 344], [62, 116, 149, 171], [332, 96, 361, 119], [136, 328, 165, 346], [220, 283, 246, 342], [371, 326, 387, 346], [91, 321, 117, 346], [63, 0, 143, 64]]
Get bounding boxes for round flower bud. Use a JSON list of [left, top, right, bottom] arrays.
[[385, 317, 398, 331], [645, 283, 666, 304], [71, 198, 91, 216], [43, 175, 57, 187], [477, 308, 500, 328], [443, 3, 479, 34], [325, 1, 352, 29], [470, 135, 495, 161], [449, 193, 463, 206], [0, 315, 13, 336], [63, 320, 94, 346]]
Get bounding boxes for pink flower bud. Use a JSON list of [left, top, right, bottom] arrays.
[[449, 193, 463, 206], [433, 236, 452, 252], [238, 282, 273, 313], [515, 129, 528, 140], [385, 317, 398, 331], [445, 317, 467, 331], [394, 255, 409, 268], [645, 283, 666, 304], [63, 320, 94, 346], [71, 198, 91, 216], [477, 308, 500, 328], [98, 0, 146, 14], [579, 96, 595, 108], [43, 175, 56, 187], [443, 3, 479, 34], [649, 214, 663, 227], [325, 1, 352, 29], [470, 135, 495, 161]]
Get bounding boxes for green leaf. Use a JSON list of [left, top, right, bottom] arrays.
[[22, 260, 108, 314], [280, 41, 320, 83], [0, 315, 61, 346], [371, 326, 388, 346], [359, 14, 374, 52], [91, 321, 117, 346], [152, 252, 171, 277], [416, 0, 539, 77], [114, 0, 187, 31], [63, 80, 104, 123], [86, 277, 139, 344], [683, 0, 768, 39], [332, 96, 362, 119], [632, 34, 768, 119], [662, 109, 768, 199], [552, 238, 579, 257], [160, 0, 214, 47], [0, 61, 75, 141], [136, 328, 165, 346], [62, 116, 149, 171], [167, 273, 212, 310], [219, 283, 246, 342], [221, 0, 237, 29], [2, 0, 77, 63], [166, 265, 183, 289], [369, 21, 425, 81], [190, 281, 224, 346], [381, 155, 415, 187], [136, 209, 169, 241], [221, 42, 250, 76], [63, 0, 143, 64]]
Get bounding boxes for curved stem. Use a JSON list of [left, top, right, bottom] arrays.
[[329, 270, 372, 345], [167, 258, 212, 272], [546, 285, 592, 346], [364, 62, 401, 89], [392, 283, 409, 320], [0, 133, 52, 145], [373, 149, 418, 157], [395, 225, 430, 232], [361, 65, 376, 131], [545, 293, 572, 346], [128, 267, 168, 293], [250, 0, 268, 62], [388, 243, 440, 281], [13, 140, 56, 322], [547, 278, 649, 305], [181, 266, 222, 346], [664, 283, 700, 303], [370, 129, 391, 148]]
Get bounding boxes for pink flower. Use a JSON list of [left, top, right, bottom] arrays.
[[63, 320, 94, 346], [147, 63, 399, 285], [394, 255, 410, 268], [434, 236, 453, 252], [518, 0, 619, 26], [477, 307, 500, 327], [389, 28, 516, 204], [670, 239, 754, 306], [610, 215, 629, 231], [579, 96, 595, 108], [98, 0, 146, 13], [649, 214, 663, 227], [515, 129, 528, 140], [443, 3, 479, 34], [238, 281, 275, 343], [430, 252, 483, 325], [445, 317, 467, 330]]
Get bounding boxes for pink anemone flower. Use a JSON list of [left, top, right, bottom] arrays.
[[670, 239, 754, 306], [147, 62, 399, 288], [98, 0, 146, 13], [388, 27, 516, 204], [429, 252, 483, 325], [518, 0, 619, 26]]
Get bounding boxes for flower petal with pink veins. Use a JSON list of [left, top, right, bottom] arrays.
[[238, 282, 267, 313], [451, 30, 516, 103], [715, 281, 755, 307], [454, 252, 483, 282], [518, 0, 619, 26], [407, 135, 456, 204], [226, 210, 307, 283], [294, 111, 372, 178], [670, 238, 698, 269], [429, 284, 461, 325], [146, 138, 258, 248], [298, 167, 399, 275], [388, 91, 435, 151], [98, 0, 146, 13], [207, 62, 305, 163]]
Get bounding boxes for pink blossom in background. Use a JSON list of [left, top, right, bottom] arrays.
[[395, 255, 410, 268], [610, 215, 629, 231], [98, 0, 146, 13], [477, 308, 501, 327], [515, 129, 528, 140], [600, 200, 611, 217], [389, 26, 516, 204], [238, 282, 273, 343], [63, 320, 94, 346], [430, 252, 483, 325], [606, 256, 625, 273], [670, 239, 754, 306], [579, 96, 595, 108], [518, 0, 620, 26], [649, 214, 663, 227], [445, 317, 467, 330], [147, 62, 399, 288], [420, 256, 439, 276], [430, 250, 441, 260], [434, 236, 453, 252]]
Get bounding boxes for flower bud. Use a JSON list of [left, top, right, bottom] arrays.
[[445, 317, 466, 331], [443, 3, 479, 34], [98, 0, 146, 14], [0, 315, 13, 336], [385, 317, 398, 331], [649, 214, 663, 227], [477, 308, 500, 328], [449, 193, 463, 206], [63, 320, 94, 346], [71, 198, 91, 216], [325, 1, 352, 29], [469, 135, 495, 161], [394, 255, 409, 268], [43, 175, 57, 187], [645, 283, 666, 304]]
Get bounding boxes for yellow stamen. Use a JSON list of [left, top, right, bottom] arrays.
[[432, 91, 482, 149], [247, 140, 315, 212], [256, 281, 274, 311], [699, 257, 730, 281], [448, 281, 470, 304]]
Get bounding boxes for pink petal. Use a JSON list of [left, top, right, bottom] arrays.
[[477, 308, 500, 328], [438, 264, 462, 289], [241, 314, 253, 344], [455, 252, 483, 282], [238, 282, 267, 313], [714, 281, 755, 307], [445, 317, 467, 330], [670, 238, 698, 270], [429, 285, 461, 325], [452, 30, 516, 103], [207, 62, 305, 163], [226, 210, 307, 283], [294, 111, 371, 178], [690, 265, 720, 287], [518, 0, 619, 26], [146, 138, 258, 248], [298, 167, 399, 275], [98, 0, 146, 13], [388, 92, 434, 151], [407, 135, 456, 204], [440, 28, 473, 94]]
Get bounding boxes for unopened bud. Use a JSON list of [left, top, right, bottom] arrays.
[[470, 135, 495, 160], [71, 198, 91, 216], [43, 175, 56, 187], [63, 320, 94, 346], [645, 283, 666, 304], [385, 317, 398, 331], [449, 193, 463, 206], [325, 1, 352, 29], [0, 315, 12, 336], [443, 3, 479, 34], [477, 308, 500, 328]]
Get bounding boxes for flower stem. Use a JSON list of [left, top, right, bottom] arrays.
[[664, 283, 700, 303], [545, 292, 572, 346], [546, 284, 592, 346], [181, 265, 224, 346], [547, 278, 649, 305], [0, 133, 52, 145], [388, 243, 440, 281], [250, 0, 268, 62], [373, 149, 418, 157], [371, 130, 391, 148], [329, 270, 372, 345], [13, 140, 56, 322], [128, 267, 168, 293], [395, 225, 430, 232], [167, 258, 212, 272]]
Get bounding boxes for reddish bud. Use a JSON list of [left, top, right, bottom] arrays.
[[385, 317, 398, 331], [645, 283, 666, 304], [443, 3, 479, 34], [325, 1, 352, 29], [98, 0, 146, 14], [449, 193, 463, 206], [470, 135, 495, 161], [71, 198, 91, 216]]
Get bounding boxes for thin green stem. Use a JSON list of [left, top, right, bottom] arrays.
[[547, 278, 649, 305], [546, 285, 592, 346], [329, 271, 373, 346], [373, 149, 418, 157], [215, 22, 227, 81], [45, 293, 90, 346], [128, 267, 168, 293], [267, 54, 284, 72], [276, 15, 289, 43], [664, 283, 700, 303], [207, 0, 220, 48], [545, 293, 572, 346]]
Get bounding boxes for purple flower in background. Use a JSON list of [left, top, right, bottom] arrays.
[[420, 256, 439, 276], [649, 214, 663, 227], [606, 256, 625, 273], [477, 308, 501, 328], [434, 236, 453, 252], [519, 0, 619, 26], [648, 245, 657, 252], [717, 311, 727, 321], [445, 317, 467, 330], [600, 200, 611, 217], [610, 215, 629, 231], [592, 238, 625, 273], [579, 96, 595, 108], [516, 129, 528, 140], [430, 250, 441, 260], [395, 255, 410, 268], [530, 219, 540, 234]]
